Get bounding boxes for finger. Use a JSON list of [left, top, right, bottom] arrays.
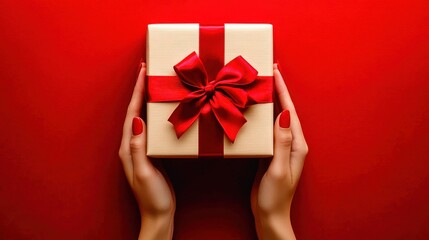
[[267, 110, 292, 181], [274, 64, 308, 177], [123, 62, 146, 142], [153, 159, 176, 204], [130, 117, 156, 178], [120, 62, 146, 183], [253, 158, 270, 192], [274, 64, 307, 146], [128, 62, 146, 116]]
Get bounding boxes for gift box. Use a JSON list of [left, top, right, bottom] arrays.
[[146, 24, 273, 158]]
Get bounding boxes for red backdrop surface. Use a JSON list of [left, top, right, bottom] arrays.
[[1, 0, 428, 239]]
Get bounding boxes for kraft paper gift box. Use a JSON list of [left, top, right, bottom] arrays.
[[146, 24, 273, 158]]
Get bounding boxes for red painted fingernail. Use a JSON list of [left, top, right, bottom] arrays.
[[279, 110, 290, 128], [132, 117, 143, 135]]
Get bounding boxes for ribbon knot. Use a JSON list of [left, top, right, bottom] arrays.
[[168, 51, 259, 142], [204, 83, 215, 96]]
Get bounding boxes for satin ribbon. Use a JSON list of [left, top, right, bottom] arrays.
[[168, 51, 258, 142]]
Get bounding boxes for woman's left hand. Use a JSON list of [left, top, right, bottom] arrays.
[[251, 64, 308, 240]]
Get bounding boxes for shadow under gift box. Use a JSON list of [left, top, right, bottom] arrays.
[[146, 24, 273, 158]]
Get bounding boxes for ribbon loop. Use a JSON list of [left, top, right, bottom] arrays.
[[173, 52, 208, 89], [168, 52, 258, 142]]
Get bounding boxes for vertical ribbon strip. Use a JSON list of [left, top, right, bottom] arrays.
[[198, 26, 225, 156]]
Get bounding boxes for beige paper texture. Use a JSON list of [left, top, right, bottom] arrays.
[[146, 24, 273, 158]]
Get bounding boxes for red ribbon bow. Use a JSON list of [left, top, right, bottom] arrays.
[[168, 51, 258, 142]]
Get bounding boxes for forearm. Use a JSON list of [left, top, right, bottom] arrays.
[[139, 215, 174, 240], [259, 213, 296, 240]]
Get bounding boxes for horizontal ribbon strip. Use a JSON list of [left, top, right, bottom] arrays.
[[148, 76, 273, 103]]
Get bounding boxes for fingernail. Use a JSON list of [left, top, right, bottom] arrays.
[[276, 61, 282, 73], [132, 117, 143, 135], [137, 59, 145, 75], [137, 63, 142, 76], [279, 110, 290, 128]]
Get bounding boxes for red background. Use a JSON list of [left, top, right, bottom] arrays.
[[1, 0, 428, 239]]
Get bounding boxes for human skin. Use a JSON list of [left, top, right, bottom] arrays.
[[118, 63, 175, 240], [251, 64, 308, 240], [119, 62, 307, 240]]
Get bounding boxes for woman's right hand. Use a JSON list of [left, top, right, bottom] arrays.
[[119, 62, 175, 240]]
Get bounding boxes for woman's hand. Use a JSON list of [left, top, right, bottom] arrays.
[[251, 64, 308, 240], [119, 63, 175, 240]]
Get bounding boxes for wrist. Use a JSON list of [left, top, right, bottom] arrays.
[[139, 213, 174, 240]]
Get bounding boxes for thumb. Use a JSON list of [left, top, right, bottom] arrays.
[[268, 110, 293, 178], [130, 117, 155, 175]]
